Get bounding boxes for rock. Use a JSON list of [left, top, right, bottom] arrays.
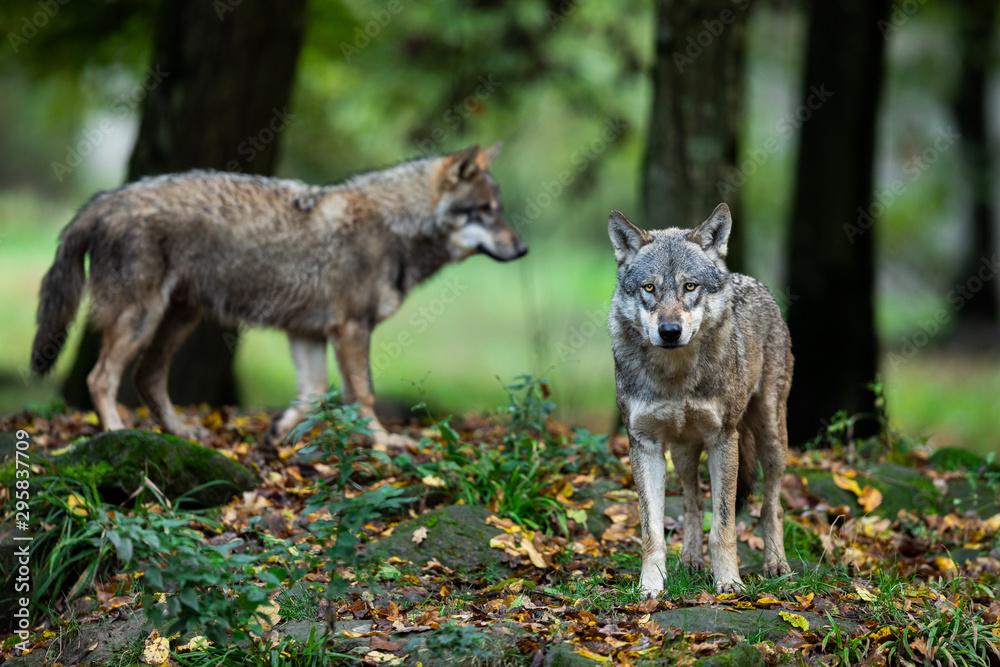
[[651, 606, 857, 643], [4, 608, 152, 666], [543, 640, 595, 667], [0, 430, 20, 464], [929, 448, 999, 473], [792, 464, 945, 518], [695, 642, 765, 667], [55, 429, 258, 508], [572, 479, 624, 536], [363, 504, 504, 571]]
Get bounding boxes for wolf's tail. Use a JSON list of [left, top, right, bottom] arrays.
[[735, 425, 758, 513], [30, 201, 100, 374]]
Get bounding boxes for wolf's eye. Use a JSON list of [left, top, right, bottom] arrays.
[[684, 283, 697, 292], [642, 283, 655, 293]]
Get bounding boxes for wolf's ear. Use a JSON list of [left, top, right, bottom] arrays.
[[442, 144, 481, 186], [608, 210, 651, 265], [689, 203, 731, 263], [475, 142, 502, 170]]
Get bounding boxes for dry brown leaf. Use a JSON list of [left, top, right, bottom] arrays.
[[411, 526, 428, 544]]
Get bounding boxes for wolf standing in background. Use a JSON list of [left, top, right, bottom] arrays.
[[608, 203, 792, 596], [31, 143, 526, 447]]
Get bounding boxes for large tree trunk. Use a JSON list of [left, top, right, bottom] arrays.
[[63, 0, 307, 409], [643, 0, 749, 271], [785, 0, 888, 445], [947, 0, 1000, 344]]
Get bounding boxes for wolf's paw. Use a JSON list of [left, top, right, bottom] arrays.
[[763, 559, 792, 578], [715, 578, 746, 595], [639, 569, 664, 599], [174, 421, 210, 443], [371, 429, 419, 452], [681, 553, 706, 572]]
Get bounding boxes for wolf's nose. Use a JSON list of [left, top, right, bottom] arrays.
[[514, 239, 528, 258], [658, 322, 681, 343]]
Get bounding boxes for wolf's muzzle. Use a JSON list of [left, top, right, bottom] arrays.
[[658, 321, 682, 348]]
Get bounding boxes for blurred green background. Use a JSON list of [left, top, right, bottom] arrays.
[[0, 1, 996, 455]]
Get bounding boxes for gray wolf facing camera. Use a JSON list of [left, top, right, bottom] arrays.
[[608, 203, 792, 596], [32, 143, 526, 447]]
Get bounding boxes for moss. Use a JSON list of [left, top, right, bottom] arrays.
[[55, 429, 258, 508]]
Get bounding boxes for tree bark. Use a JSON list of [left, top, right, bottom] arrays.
[[948, 0, 1000, 341], [786, 0, 888, 445], [643, 0, 749, 271], [63, 0, 307, 409]]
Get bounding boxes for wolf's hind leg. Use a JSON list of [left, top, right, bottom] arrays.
[[88, 302, 165, 431], [133, 301, 205, 440], [631, 433, 668, 598], [268, 335, 328, 445], [755, 396, 791, 577], [672, 442, 706, 573]]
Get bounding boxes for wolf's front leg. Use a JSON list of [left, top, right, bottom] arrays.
[[630, 433, 668, 598], [330, 320, 414, 449], [268, 335, 329, 446], [706, 429, 744, 594]]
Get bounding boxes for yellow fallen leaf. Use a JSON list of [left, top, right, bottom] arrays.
[[854, 583, 877, 602], [574, 646, 610, 662], [175, 635, 212, 652], [833, 473, 863, 496], [779, 611, 810, 631], [421, 474, 447, 488], [933, 556, 956, 573], [858, 486, 882, 512], [254, 602, 281, 632], [984, 513, 1000, 532], [411, 526, 429, 544], [520, 536, 548, 569], [566, 508, 587, 525], [140, 631, 169, 666], [756, 596, 782, 605], [67, 493, 88, 517], [83, 411, 100, 425], [794, 592, 814, 607]]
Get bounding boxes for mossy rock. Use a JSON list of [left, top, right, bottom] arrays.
[[694, 643, 765, 667], [792, 464, 944, 518], [54, 429, 258, 508], [571, 479, 624, 537], [651, 606, 857, 643], [929, 447, 999, 473], [363, 504, 503, 571], [736, 518, 823, 572]]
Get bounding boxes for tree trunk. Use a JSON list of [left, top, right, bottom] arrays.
[[785, 0, 888, 445], [63, 0, 307, 409], [947, 0, 1000, 343], [643, 0, 749, 271]]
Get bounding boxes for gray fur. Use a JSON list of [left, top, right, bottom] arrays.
[[608, 203, 793, 597], [32, 144, 526, 447]]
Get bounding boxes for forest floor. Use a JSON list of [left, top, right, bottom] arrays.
[[1, 379, 999, 666]]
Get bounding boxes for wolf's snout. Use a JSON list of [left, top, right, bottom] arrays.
[[658, 322, 682, 345]]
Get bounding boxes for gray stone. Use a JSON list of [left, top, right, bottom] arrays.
[[651, 606, 858, 643], [695, 642, 766, 667], [4, 608, 151, 666], [363, 504, 504, 571]]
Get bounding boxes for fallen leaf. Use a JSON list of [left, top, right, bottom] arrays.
[[833, 473, 863, 496], [421, 474, 446, 488], [254, 601, 281, 632], [140, 631, 169, 666], [853, 583, 877, 602], [176, 636, 212, 652], [369, 636, 407, 651], [858, 486, 882, 512], [411, 526, 428, 544], [779, 611, 810, 631], [933, 556, 956, 573]]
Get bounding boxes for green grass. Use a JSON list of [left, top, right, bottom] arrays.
[[2, 193, 998, 452]]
